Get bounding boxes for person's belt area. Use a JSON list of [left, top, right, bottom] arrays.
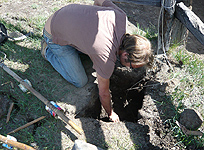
[[43, 28, 52, 39]]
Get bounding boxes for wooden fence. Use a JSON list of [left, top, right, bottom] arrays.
[[114, 0, 204, 52]]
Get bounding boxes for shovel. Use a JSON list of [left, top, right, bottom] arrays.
[[0, 61, 83, 135]]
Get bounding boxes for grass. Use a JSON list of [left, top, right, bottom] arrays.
[[165, 47, 204, 148], [132, 23, 158, 41], [132, 21, 204, 149], [0, 1, 204, 149], [0, 15, 68, 149]]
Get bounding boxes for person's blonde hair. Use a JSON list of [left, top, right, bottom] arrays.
[[120, 34, 154, 68]]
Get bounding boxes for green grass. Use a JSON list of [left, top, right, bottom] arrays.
[[133, 23, 158, 41], [0, 2, 204, 149], [30, 4, 39, 9], [165, 47, 204, 148], [0, 15, 67, 149], [133, 23, 204, 148], [27, 16, 47, 31], [165, 118, 204, 149]]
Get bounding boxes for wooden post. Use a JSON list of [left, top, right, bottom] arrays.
[[171, 0, 193, 45], [158, 0, 176, 54]]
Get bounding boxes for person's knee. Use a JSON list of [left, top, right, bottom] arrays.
[[74, 77, 88, 88]]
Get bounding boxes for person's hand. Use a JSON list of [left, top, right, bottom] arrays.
[[109, 111, 120, 122]]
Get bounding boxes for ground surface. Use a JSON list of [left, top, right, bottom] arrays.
[[0, 0, 203, 150]]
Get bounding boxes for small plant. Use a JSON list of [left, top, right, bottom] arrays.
[[30, 4, 39, 9], [27, 16, 47, 31], [133, 23, 158, 41], [144, 23, 158, 40]]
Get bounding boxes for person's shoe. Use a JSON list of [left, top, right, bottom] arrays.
[[41, 39, 47, 60]]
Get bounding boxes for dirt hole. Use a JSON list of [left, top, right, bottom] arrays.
[[113, 88, 145, 122], [77, 85, 145, 123]]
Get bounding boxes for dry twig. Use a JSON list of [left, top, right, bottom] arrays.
[[6, 102, 14, 123], [175, 120, 203, 136]]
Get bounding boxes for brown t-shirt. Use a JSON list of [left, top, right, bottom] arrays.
[[50, 0, 126, 79]]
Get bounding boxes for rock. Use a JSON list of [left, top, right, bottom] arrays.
[[72, 140, 104, 150], [179, 109, 203, 130]]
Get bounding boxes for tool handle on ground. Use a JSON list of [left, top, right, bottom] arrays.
[[8, 116, 46, 135], [28, 86, 83, 134], [0, 62, 83, 135], [0, 134, 35, 150]]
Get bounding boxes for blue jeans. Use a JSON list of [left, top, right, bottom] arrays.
[[43, 30, 88, 88]]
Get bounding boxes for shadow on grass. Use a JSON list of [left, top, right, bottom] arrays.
[[0, 34, 79, 149], [0, 35, 109, 149]]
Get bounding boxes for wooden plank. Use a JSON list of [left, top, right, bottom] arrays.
[[175, 2, 204, 46], [171, 0, 192, 45]]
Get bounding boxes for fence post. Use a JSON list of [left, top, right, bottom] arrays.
[[158, 0, 176, 54], [171, 0, 193, 45]]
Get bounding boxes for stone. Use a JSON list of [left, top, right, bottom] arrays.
[[72, 140, 104, 150], [179, 109, 203, 130]]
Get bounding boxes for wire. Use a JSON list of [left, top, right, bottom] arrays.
[[157, 0, 175, 71], [127, 0, 177, 91]]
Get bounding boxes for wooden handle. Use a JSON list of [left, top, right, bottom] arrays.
[[68, 120, 83, 134], [8, 116, 46, 135], [6, 102, 14, 123], [0, 134, 35, 150]]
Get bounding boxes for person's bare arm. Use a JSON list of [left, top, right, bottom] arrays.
[[97, 73, 120, 122], [94, 0, 106, 6]]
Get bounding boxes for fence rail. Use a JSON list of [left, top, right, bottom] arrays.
[[175, 2, 204, 45], [113, 0, 185, 7]]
